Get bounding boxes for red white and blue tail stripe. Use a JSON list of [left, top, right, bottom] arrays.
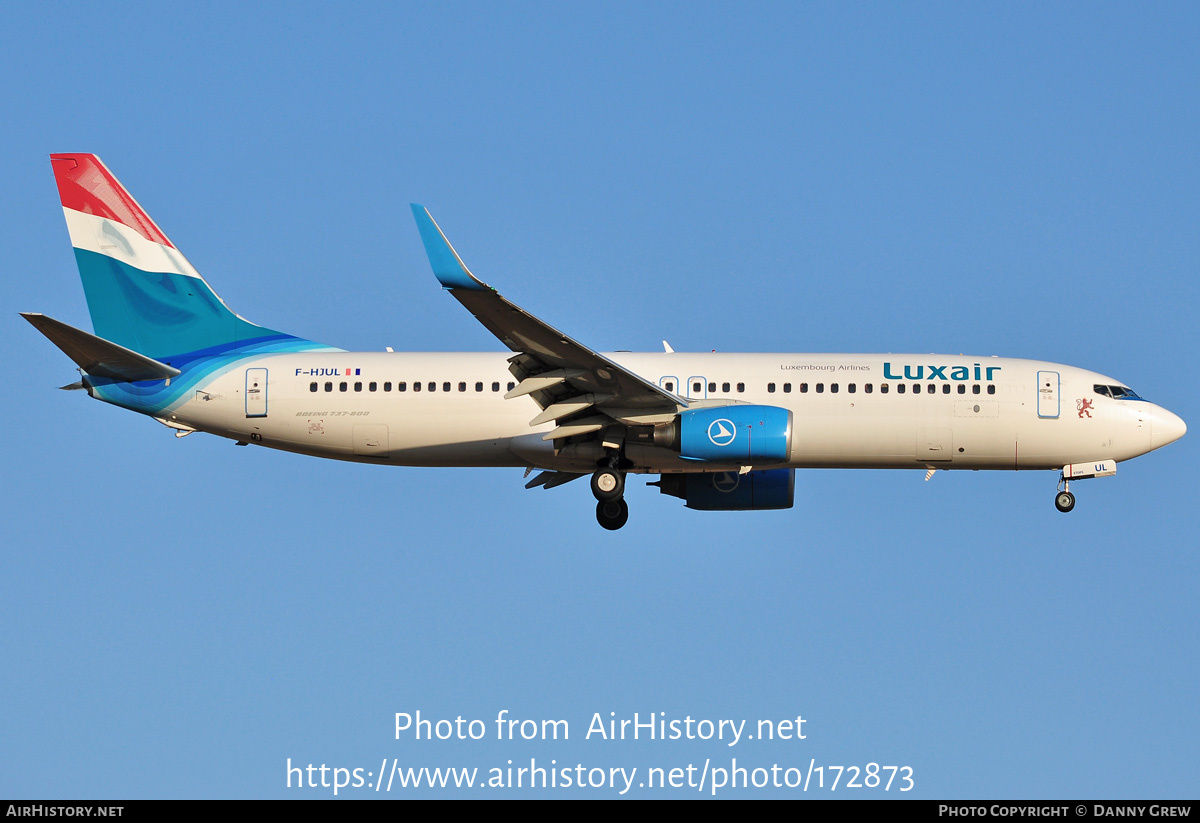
[[51, 153, 331, 362]]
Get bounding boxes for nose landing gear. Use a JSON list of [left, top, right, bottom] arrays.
[[1055, 489, 1076, 513], [1055, 471, 1076, 512], [1053, 461, 1116, 513]]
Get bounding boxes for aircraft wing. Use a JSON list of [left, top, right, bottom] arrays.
[[411, 205, 685, 442]]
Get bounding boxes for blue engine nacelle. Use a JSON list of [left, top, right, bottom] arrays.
[[653, 469, 795, 511], [677, 405, 792, 463]]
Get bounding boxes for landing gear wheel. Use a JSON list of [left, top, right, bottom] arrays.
[[1055, 490, 1075, 513], [596, 499, 629, 531], [591, 469, 625, 502]]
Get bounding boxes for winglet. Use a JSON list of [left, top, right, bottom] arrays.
[[409, 205, 488, 291]]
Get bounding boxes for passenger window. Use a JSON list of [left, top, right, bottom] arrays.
[[737, 382, 745, 393], [912, 384, 920, 394], [708, 382, 716, 393], [398, 382, 407, 392], [384, 382, 392, 392], [831, 383, 839, 393], [429, 382, 436, 392], [767, 382, 776, 393], [958, 384, 966, 394], [864, 384, 873, 394], [492, 381, 500, 392], [927, 384, 935, 394], [443, 382, 451, 392], [508, 382, 515, 391], [987, 384, 996, 395], [324, 382, 333, 392], [880, 383, 889, 394], [783, 383, 791, 393], [665, 381, 674, 392], [458, 382, 466, 392], [369, 382, 377, 392], [848, 383, 856, 393], [942, 384, 950, 394], [339, 382, 348, 392], [693, 381, 702, 393], [309, 382, 318, 392], [475, 382, 483, 392], [897, 384, 906, 394], [800, 383, 809, 393], [972, 384, 981, 394], [816, 383, 824, 393], [413, 382, 421, 392], [722, 382, 730, 393], [354, 382, 362, 392]]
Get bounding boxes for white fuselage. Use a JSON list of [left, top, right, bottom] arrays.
[[151, 351, 1180, 475]]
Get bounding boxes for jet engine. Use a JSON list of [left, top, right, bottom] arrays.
[[648, 405, 793, 462]]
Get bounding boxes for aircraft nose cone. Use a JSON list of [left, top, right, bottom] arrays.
[[1151, 406, 1187, 450]]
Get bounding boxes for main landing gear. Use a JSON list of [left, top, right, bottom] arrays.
[[592, 464, 628, 530], [596, 498, 629, 531], [590, 468, 624, 501]]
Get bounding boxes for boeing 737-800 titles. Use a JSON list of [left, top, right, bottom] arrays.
[[25, 154, 1187, 529]]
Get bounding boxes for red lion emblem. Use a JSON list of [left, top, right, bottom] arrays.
[[1077, 398, 1094, 418]]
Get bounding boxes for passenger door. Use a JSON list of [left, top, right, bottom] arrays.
[[1037, 370, 1060, 419], [245, 368, 268, 417]]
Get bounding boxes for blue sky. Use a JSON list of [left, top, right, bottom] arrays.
[[2, 2, 1197, 798]]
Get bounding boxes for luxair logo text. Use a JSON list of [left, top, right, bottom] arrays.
[[883, 362, 1001, 381]]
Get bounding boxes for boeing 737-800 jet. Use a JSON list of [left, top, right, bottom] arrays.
[[25, 154, 1187, 529]]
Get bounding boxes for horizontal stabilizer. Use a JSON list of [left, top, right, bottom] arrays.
[[22, 313, 181, 382]]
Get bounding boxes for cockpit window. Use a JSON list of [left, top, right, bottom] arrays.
[[1095, 384, 1142, 400]]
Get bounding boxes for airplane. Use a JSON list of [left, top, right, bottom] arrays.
[[25, 153, 1187, 530]]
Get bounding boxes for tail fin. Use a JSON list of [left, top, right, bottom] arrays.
[[51, 154, 319, 360]]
